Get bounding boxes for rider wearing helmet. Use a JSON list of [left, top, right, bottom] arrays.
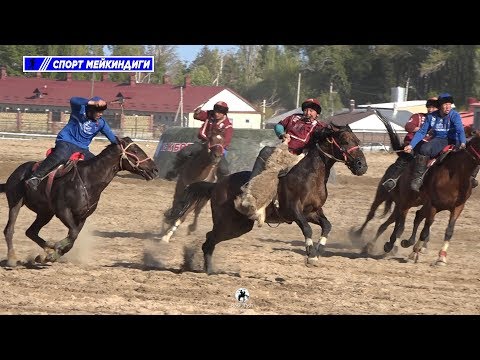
[[382, 97, 438, 192]]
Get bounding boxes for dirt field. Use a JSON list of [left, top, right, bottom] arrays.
[[0, 137, 479, 315]]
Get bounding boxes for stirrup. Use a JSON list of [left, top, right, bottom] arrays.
[[25, 176, 42, 190], [382, 178, 397, 192]]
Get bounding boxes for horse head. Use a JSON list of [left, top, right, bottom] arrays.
[[207, 128, 226, 164], [315, 123, 368, 176], [118, 137, 159, 180], [466, 131, 480, 165]]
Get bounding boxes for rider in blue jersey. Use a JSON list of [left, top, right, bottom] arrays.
[[25, 96, 118, 190]]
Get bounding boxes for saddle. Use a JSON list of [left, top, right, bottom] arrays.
[[427, 144, 455, 168], [32, 149, 85, 179]]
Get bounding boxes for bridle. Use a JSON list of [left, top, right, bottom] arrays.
[[316, 130, 360, 165], [207, 134, 225, 157], [119, 141, 152, 170]]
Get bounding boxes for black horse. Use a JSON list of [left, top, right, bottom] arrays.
[[166, 124, 368, 274], [0, 137, 158, 267]]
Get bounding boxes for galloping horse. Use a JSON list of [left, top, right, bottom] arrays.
[[0, 137, 158, 267], [399, 131, 480, 265], [166, 124, 368, 274], [160, 129, 225, 242], [355, 114, 479, 265], [350, 110, 422, 252]]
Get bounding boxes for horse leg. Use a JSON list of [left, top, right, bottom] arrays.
[[202, 231, 217, 275], [3, 199, 24, 267], [383, 208, 408, 253], [352, 185, 387, 239], [409, 205, 436, 263], [292, 211, 317, 265], [45, 218, 86, 263], [162, 200, 196, 242], [401, 207, 425, 249], [362, 210, 396, 254], [188, 198, 208, 234], [312, 209, 331, 257], [25, 213, 55, 249], [435, 204, 465, 266]]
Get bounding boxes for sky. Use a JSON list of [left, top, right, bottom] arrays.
[[176, 45, 237, 65]]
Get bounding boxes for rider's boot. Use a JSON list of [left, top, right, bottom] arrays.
[[25, 154, 61, 191], [410, 155, 429, 192]]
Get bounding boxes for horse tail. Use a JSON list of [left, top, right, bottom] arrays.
[[164, 181, 215, 222], [374, 109, 403, 154], [0, 183, 5, 193]]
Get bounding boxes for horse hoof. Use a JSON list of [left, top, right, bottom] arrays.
[[35, 254, 46, 263], [160, 236, 170, 243], [306, 256, 320, 267], [45, 252, 61, 263], [45, 241, 56, 249], [420, 247, 428, 254], [383, 242, 394, 253], [435, 259, 447, 266], [6, 258, 18, 267], [400, 239, 412, 248]]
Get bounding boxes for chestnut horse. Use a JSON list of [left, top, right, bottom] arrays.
[[165, 124, 368, 274], [352, 112, 476, 262], [160, 129, 225, 242], [400, 131, 480, 265], [0, 137, 158, 267]]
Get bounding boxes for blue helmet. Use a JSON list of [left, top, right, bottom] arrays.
[[437, 93, 454, 106]]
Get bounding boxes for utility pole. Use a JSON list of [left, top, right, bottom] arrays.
[[296, 73, 301, 108], [404, 77, 410, 101], [90, 73, 95, 97], [180, 85, 184, 127], [329, 82, 334, 116], [262, 99, 266, 129]]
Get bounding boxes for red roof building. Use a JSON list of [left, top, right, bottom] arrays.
[[0, 67, 262, 131]]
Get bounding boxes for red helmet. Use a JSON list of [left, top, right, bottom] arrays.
[[213, 101, 229, 114], [301, 98, 321, 114]]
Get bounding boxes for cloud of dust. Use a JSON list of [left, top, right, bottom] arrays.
[[62, 222, 97, 265]]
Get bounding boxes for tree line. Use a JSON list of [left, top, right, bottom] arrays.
[[1, 45, 479, 119]]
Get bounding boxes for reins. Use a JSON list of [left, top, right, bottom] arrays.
[[120, 141, 152, 170]]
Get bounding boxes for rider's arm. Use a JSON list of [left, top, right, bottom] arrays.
[[99, 119, 118, 144], [193, 109, 209, 122], [70, 97, 89, 115], [452, 112, 467, 145], [274, 124, 285, 139], [409, 116, 430, 149]]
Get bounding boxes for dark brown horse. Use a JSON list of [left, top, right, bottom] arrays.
[[0, 137, 158, 267], [165, 124, 368, 274], [160, 129, 225, 242]]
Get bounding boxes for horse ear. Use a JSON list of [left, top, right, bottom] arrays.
[[314, 125, 333, 141]]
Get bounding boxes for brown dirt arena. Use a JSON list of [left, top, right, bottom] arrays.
[[0, 137, 479, 314]]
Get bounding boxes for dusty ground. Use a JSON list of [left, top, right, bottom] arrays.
[[0, 137, 479, 315]]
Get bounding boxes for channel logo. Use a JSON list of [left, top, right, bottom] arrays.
[[23, 56, 155, 72]]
